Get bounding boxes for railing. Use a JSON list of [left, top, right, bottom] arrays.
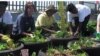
[[7, 1, 59, 12], [6, 1, 98, 13]]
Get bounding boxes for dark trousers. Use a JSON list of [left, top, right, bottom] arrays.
[[81, 15, 90, 35], [73, 15, 90, 35]]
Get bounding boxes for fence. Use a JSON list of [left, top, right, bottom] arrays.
[[7, 1, 59, 12], [6, 1, 98, 13], [6, 1, 80, 12]]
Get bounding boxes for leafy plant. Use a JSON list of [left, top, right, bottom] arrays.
[[63, 49, 88, 56], [0, 42, 8, 51], [46, 46, 88, 56], [52, 1, 70, 38], [58, 1, 68, 31], [68, 37, 96, 50], [55, 31, 66, 38], [20, 30, 47, 44], [47, 46, 65, 56], [86, 20, 96, 35], [32, 52, 36, 56], [1, 35, 15, 50], [96, 33, 100, 40]]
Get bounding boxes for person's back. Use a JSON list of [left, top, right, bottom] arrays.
[[75, 4, 91, 22]]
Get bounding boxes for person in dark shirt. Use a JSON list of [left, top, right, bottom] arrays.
[[12, 2, 36, 41]]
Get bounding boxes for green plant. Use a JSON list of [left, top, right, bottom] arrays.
[[0, 42, 8, 51], [32, 52, 36, 56], [53, 2, 70, 38], [86, 20, 96, 35], [68, 37, 96, 50], [47, 46, 88, 56], [96, 33, 100, 40], [55, 30, 66, 38], [20, 30, 47, 44], [47, 46, 65, 56], [63, 49, 88, 56], [58, 1, 68, 31], [1, 35, 15, 50]]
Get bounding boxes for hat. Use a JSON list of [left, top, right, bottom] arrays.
[[45, 5, 57, 12], [0, 1, 8, 7]]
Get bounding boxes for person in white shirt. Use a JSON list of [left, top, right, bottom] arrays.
[[0, 1, 13, 38], [67, 3, 91, 36]]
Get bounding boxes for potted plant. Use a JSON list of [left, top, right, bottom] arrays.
[[0, 35, 24, 56], [19, 30, 50, 56], [68, 37, 100, 56], [52, 1, 70, 38], [46, 1, 79, 49]]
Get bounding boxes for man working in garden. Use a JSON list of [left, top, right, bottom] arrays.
[[0, 1, 13, 38], [35, 5, 59, 36], [67, 3, 91, 37]]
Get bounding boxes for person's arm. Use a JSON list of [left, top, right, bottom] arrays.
[[74, 22, 82, 36], [22, 32, 31, 36], [97, 21, 100, 33], [41, 26, 56, 33], [67, 12, 74, 35], [69, 22, 74, 35], [97, 15, 100, 33]]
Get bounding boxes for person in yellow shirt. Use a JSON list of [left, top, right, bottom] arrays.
[[35, 5, 59, 36]]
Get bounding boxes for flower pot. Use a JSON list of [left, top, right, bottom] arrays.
[[67, 37, 100, 56], [80, 47, 100, 56], [50, 37, 79, 48], [22, 40, 50, 56]]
